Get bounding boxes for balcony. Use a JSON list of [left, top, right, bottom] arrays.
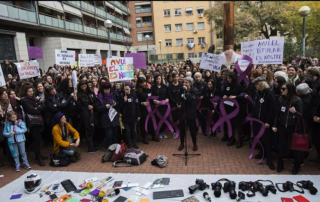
[[115, 17, 122, 25], [129, 23, 132, 29], [110, 33, 117, 40], [98, 30, 108, 38], [67, 1, 81, 8], [65, 21, 83, 33], [0, 2, 36, 24], [137, 36, 154, 42], [96, 8, 106, 18], [81, 1, 95, 13], [122, 20, 128, 27], [136, 22, 152, 28], [135, 7, 151, 13], [84, 26, 97, 35], [39, 14, 64, 29], [107, 13, 114, 21], [117, 34, 123, 41]]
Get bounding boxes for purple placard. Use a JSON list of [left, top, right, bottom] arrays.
[[28, 46, 43, 59], [125, 52, 146, 69]]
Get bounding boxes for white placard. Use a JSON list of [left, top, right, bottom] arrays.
[[108, 106, 117, 122], [0, 66, 6, 86], [55, 49, 75, 66], [94, 54, 102, 65], [238, 60, 251, 71], [72, 70, 77, 88], [199, 52, 224, 72], [16, 61, 40, 80], [254, 37, 284, 64], [241, 41, 256, 59], [79, 54, 94, 67], [107, 57, 134, 82]]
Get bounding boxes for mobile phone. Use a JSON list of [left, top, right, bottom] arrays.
[[50, 194, 58, 200], [52, 184, 60, 190]]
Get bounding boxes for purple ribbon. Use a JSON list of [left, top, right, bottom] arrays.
[[163, 107, 180, 139], [209, 97, 224, 133], [145, 96, 158, 132], [154, 100, 174, 135], [243, 96, 265, 164], [211, 98, 239, 138], [196, 97, 213, 135], [235, 55, 253, 85]]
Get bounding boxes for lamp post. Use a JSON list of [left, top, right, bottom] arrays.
[[104, 19, 113, 57], [145, 35, 149, 64], [159, 40, 162, 64], [298, 6, 311, 57]]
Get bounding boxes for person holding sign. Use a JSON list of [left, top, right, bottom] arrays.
[[94, 82, 120, 150], [121, 83, 141, 149]]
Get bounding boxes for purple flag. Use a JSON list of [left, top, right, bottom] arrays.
[[28, 46, 43, 59], [125, 52, 146, 69]]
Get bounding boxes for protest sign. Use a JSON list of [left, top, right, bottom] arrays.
[[72, 70, 77, 88], [55, 50, 75, 66], [28, 46, 43, 59], [238, 60, 251, 71], [199, 52, 223, 72], [107, 57, 134, 82], [16, 61, 40, 80], [254, 37, 284, 64], [108, 106, 117, 122], [125, 53, 146, 69], [79, 54, 94, 67], [0, 66, 5, 86], [241, 41, 255, 60], [94, 54, 102, 65]]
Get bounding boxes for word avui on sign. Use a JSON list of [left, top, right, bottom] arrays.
[[107, 57, 134, 82]]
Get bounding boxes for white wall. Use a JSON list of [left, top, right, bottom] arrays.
[[13, 32, 29, 61]]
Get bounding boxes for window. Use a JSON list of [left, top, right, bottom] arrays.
[[0, 34, 16, 61], [197, 22, 204, 30], [120, 51, 125, 57], [198, 52, 203, 57], [166, 54, 173, 59], [164, 24, 171, 32], [165, 39, 172, 46], [187, 38, 194, 43], [186, 23, 193, 30], [188, 53, 195, 58], [174, 8, 181, 16], [175, 24, 182, 31], [176, 39, 183, 46], [197, 7, 204, 14], [164, 9, 170, 17], [186, 8, 193, 15], [198, 37, 205, 44], [216, 33, 222, 39]]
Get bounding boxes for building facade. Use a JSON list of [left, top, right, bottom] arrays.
[[0, 1, 133, 70], [152, 1, 216, 63]]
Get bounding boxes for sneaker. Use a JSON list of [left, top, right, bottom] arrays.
[[25, 163, 31, 170], [152, 135, 160, 142], [88, 147, 100, 153], [133, 144, 139, 149], [178, 143, 184, 151], [163, 134, 167, 139], [15, 165, 20, 172], [159, 133, 163, 139]]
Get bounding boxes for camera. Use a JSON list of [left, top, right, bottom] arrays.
[[223, 181, 237, 199], [282, 181, 294, 192], [211, 181, 222, 197], [238, 181, 252, 191], [188, 179, 209, 194], [297, 180, 318, 195], [253, 182, 268, 196], [265, 184, 277, 194]]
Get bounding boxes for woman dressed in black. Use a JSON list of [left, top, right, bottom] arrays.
[[168, 72, 183, 139], [136, 77, 159, 144]]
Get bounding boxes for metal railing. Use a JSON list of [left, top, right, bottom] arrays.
[[150, 53, 185, 63], [135, 7, 151, 13], [0, 2, 36, 23], [129, 23, 131, 29], [110, 33, 117, 40], [39, 14, 64, 29], [96, 7, 107, 18], [117, 34, 123, 40], [98, 29, 108, 38], [136, 22, 152, 28], [122, 20, 128, 27], [84, 26, 97, 35], [67, 1, 81, 8], [115, 17, 122, 25], [65, 20, 83, 33], [137, 36, 154, 41], [106, 13, 115, 21], [81, 1, 95, 13]]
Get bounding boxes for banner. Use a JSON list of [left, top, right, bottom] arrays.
[[107, 57, 134, 82], [199, 52, 223, 72], [125, 53, 146, 69], [16, 61, 40, 80], [28, 46, 43, 59], [55, 50, 75, 66], [0, 66, 5, 86]]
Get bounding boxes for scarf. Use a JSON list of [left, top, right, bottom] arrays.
[[0, 99, 9, 111], [98, 92, 113, 105]]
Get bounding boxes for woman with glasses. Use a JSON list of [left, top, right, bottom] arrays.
[[272, 82, 303, 174]]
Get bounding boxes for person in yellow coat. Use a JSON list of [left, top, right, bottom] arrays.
[[52, 113, 80, 157]]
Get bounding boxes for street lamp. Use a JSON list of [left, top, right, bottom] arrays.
[[104, 19, 113, 57], [145, 35, 149, 64], [299, 6, 311, 57], [159, 40, 162, 64]]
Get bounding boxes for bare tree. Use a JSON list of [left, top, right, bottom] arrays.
[[122, 37, 133, 53]]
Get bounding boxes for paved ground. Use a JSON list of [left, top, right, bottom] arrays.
[[1, 132, 320, 188]]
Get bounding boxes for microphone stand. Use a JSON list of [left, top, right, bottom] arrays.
[[172, 87, 201, 166]]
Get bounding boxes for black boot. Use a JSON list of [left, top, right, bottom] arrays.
[[36, 155, 45, 166], [254, 150, 263, 159], [292, 163, 300, 175], [277, 159, 284, 173], [267, 157, 275, 170], [221, 134, 228, 142], [227, 137, 235, 146], [236, 140, 243, 149]]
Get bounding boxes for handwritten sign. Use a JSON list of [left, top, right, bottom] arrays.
[[108, 106, 117, 122], [238, 60, 251, 71], [241, 41, 255, 60], [254, 37, 284, 64], [55, 50, 75, 66], [125, 53, 146, 69], [107, 57, 134, 82], [94, 54, 102, 65], [79, 54, 94, 67], [199, 52, 223, 72], [16, 62, 40, 80], [0, 66, 5, 86], [28, 46, 43, 59]]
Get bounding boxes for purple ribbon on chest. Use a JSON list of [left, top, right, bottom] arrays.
[[235, 55, 253, 85]]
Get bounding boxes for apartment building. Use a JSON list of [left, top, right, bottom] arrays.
[[152, 1, 216, 63], [0, 1, 133, 70]]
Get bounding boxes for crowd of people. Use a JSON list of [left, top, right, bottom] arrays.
[[0, 56, 320, 175]]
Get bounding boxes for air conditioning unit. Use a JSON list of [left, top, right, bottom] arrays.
[[193, 29, 198, 33], [199, 14, 203, 18]]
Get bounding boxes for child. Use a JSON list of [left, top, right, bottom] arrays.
[[3, 111, 31, 172]]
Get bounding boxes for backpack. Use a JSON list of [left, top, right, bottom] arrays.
[[101, 144, 119, 163], [112, 149, 148, 167], [49, 153, 70, 167], [110, 140, 127, 162], [151, 155, 168, 168]]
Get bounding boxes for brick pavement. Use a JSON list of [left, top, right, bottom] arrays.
[[1, 132, 320, 188]]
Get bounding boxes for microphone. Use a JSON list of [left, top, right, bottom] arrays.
[[203, 192, 211, 202], [107, 189, 120, 197]]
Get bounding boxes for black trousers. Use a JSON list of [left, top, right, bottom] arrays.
[[195, 111, 208, 134], [312, 123, 320, 157], [180, 119, 197, 144], [155, 105, 168, 134], [253, 123, 273, 160], [223, 115, 243, 141], [30, 127, 42, 156], [139, 111, 156, 138], [81, 112, 93, 149]]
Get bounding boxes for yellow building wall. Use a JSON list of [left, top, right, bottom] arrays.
[[152, 1, 215, 58]]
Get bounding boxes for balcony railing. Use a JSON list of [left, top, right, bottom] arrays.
[[65, 21, 83, 33], [39, 14, 64, 29], [129, 23, 131, 29], [96, 8, 106, 18], [115, 17, 122, 25], [137, 36, 154, 41], [107, 13, 114, 21], [81, 1, 95, 13], [122, 20, 128, 27], [135, 7, 151, 13], [84, 26, 97, 35], [117, 34, 123, 40], [136, 22, 152, 28], [150, 53, 185, 63], [98, 30, 108, 38], [0, 2, 36, 23], [110, 33, 117, 40], [67, 1, 81, 8]]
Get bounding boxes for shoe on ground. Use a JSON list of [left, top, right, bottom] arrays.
[[236, 141, 243, 149], [308, 157, 320, 163], [127, 144, 132, 149], [0, 163, 4, 167], [292, 166, 300, 175], [133, 144, 139, 149], [37, 157, 45, 166], [159, 133, 163, 139], [152, 135, 160, 142], [267, 162, 275, 170], [88, 147, 100, 153], [209, 133, 217, 139], [25, 163, 31, 170], [163, 134, 167, 139], [254, 153, 263, 159], [193, 144, 198, 151], [291, 163, 304, 167], [173, 133, 176, 139], [221, 135, 228, 142], [178, 143, 184, 151], [15, 165, 20, 172], [142, 138, 149, 144], [227, 138, 235, 146], [276, 166, 283, 173]]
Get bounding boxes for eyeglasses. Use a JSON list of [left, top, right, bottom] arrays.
[[281, 88, 287, 91]]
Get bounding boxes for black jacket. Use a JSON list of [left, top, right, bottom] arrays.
[[1, 62, 18, 78], [274, 96, 303, 127], [251, 89, 276, 124], [136, 88, 153, 116], [178, 87, 201, 120], [168, 82, 183, 107], [192, 80, 207, 97], [94, 93, 120, 128], [121, 91, 141, 123], [315, 78, 320, 93], [44, 94, 72, 125], [59, 89, 78, 118], [21, 97, 45, 115]]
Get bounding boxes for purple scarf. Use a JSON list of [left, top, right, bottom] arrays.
[[98, 91, 113, 105]]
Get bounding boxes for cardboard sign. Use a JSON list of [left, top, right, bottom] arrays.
[[199, 52, 223, 72], [125, 53, 146, 69], [28, 46, 43, 59], [55, 49, 75, 66], [16, 61, 40, 80], [107, 57, 134, 82], [0, 66, 6, 86]]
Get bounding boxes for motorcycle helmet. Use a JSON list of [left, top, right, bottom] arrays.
[[24, 173, 42, 194]]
